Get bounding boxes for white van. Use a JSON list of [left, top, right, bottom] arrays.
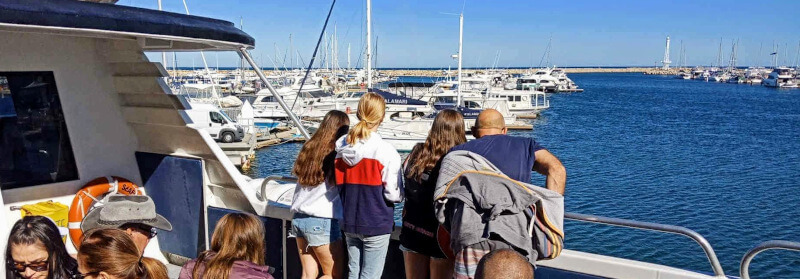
[[185, 103, 245, 143]]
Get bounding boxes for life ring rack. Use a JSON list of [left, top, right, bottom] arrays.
[[67, 176, 141, 248]]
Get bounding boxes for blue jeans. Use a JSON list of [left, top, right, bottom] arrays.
[[344, 232, 391, 279]]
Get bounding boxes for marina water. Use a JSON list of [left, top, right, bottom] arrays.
[[246, 73, 800, 278]]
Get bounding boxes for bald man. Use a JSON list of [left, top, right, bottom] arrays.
[[447, 109, 565, 279], [452, 109, 565, 194], [475, 249, 534, 279]]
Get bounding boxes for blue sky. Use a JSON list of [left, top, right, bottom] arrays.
[[127, 0, 800, 68]]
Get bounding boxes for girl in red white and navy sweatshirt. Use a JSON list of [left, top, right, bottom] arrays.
[[334, 92, 403, 279]]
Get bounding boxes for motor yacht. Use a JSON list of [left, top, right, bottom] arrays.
[[676, 70, 692, 80], [763, 67, 798, 88], [691, 67, 708, 80]]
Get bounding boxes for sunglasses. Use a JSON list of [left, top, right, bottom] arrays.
[[122, 223, 158, 239], [11, 260, 48, 273]]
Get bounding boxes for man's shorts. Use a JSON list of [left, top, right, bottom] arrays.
[[289, 213, 342, 247]]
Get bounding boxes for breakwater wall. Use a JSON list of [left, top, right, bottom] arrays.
[[168, 67, 688, 77]]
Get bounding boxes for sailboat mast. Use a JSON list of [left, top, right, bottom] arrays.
[[158, 0, 167, 72], [239, 17, 245, 83], [457, 13, 463, 106], [289, 34, 293, 70], [716, 38, 723, 68], [180, 0, 218, 101], [348, 43, 351, 70], [795, 41, 800, 69], [366, 0, 372, 88]]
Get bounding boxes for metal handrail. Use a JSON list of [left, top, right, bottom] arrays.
[[740, 240, 800, 279], [259, 175, 298, 201], [254, 177, 727, 276], [565, 212, 726, 277]]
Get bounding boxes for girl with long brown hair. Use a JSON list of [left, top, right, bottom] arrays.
[[290, 110, 349, 279], [400, 109, 465, 279], [334, 92, 403, 278], [179, 212, 273, 279], [77, 228, 168, 279]]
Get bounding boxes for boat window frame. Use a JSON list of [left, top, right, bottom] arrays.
[[0, 71, 80, 190]]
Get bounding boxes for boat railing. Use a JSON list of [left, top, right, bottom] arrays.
[[565, 212, 726, 278], [739, 240, 800, 279], [259, 175, 298, 201], [221, 107, 242, 122], [255, 176, 728, 277]]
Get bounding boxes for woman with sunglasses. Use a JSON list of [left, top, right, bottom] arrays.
[[76, 228, 168, 279], [5, 215, 78, 279]]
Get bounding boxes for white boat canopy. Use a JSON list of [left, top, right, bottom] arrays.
[[0, 0, 254, 51]]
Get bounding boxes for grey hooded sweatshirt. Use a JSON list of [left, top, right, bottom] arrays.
[[434, 150, 564, 266]]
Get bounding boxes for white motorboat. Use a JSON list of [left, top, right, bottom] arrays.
[[518, 68, 560, 92], [676, 71, 692, 80], [709, 71, 731, 83], [763, 67, 798, 88], [550, 67, 580, 91], [691, 68, 708, 80], [486, 89, 550, 115]]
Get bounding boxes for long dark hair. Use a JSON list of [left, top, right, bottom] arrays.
[[406, 109, 466, 182], [79, 229, 167, 279], [293, 110, 350, 186], [5, 216, 77, 279], [193, 213, 265, 279]]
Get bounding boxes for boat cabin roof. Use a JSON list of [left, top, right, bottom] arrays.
[[0, 0, 254, 51]]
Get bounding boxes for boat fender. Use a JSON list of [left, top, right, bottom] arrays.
[[346, 107, 351, 114], [67, 176, 140, 248]]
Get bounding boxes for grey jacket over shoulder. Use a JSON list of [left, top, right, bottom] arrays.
[[434, 150, 565, 265]]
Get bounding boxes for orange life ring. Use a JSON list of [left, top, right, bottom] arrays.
[[68, 176, 140, 248]]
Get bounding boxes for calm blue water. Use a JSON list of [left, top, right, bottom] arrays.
[[246, 73, 800, 278]]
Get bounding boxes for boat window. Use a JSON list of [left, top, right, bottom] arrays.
[[0, 72, 79, 190], [464, 101, 480, 108], [515, 96, 522, 102]]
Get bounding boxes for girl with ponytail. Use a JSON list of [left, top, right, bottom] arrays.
[[77, 228, 167, 279], [346, 92, 386, 145], [334, 92, 403, 278], [179, 212, 274, 279]]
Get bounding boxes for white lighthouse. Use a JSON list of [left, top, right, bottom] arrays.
[[661, 36, 672, 70]]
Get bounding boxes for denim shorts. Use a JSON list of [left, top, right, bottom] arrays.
[[290, 213, 342, 247]]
